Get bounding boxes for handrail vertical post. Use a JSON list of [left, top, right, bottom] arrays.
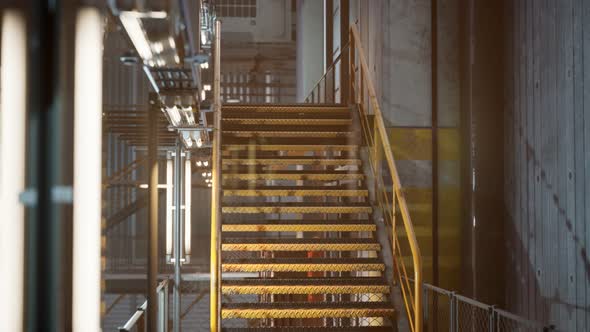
[[210, 19, 222, 332]]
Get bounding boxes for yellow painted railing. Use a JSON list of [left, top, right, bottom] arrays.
[[210, 19, 222, 332], [348, 24, 423, 332], [305, 25, 423, 330]]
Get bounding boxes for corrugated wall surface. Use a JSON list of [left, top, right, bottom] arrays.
[[504, 1, 589, 330]]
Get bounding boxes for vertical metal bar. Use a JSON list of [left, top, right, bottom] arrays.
[[449, 292, 456, 332], [340, 0, 349, 103], [210, 19, 222, 332], [147, 96, 159, 332], [431, 0, 440, 291], [349, 30, 355, 104], [488, 306, 495, 332], [423, 287, 429, 330], [173, 141, 182, 332]]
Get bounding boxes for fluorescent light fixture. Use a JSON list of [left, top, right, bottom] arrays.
[[0, 10, 26, 332], [183, 106, 195, 125], [143, 65, 160, 93], [166, 157, 173, 259], [203, 84, 212, 91], [165, 106, 182, 126], [122, 11, 168, 19], [201, 30, 208, 45], [182, 131, 193, 148], [168, 36, 176, 48], [203, 160, 209, 167], [73, 8, 103, 332], [119, 12, 153, 61], [196, 160, 202, 167], [139, 184, 167, 189], [152, 41, 163, 54], [201, 90, 206, 101], [200, 62, 209, 69], [174, 55, 180, 64], [184, 157, 192, 259]]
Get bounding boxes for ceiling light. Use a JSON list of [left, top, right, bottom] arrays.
[[202, 172, 207, 177], [207, 183, 212, 188], [207, 172, 212, 177], [203, 160, 209, 167], [119, 12, 152, 62], [196, 137, 203, 148], [200, 62, 209, 69], [196, 160, 202, 167], [168, 36, 176, 48], [165, 106, 181, 126], [152, 42, 163, 54], [203, 84, 211, 91], [183, 106, 195, 125], [182, 131, 193, 148], [174, 55, 180, 64]]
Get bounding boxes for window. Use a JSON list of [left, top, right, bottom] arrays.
[[216, 0, 257, 18]]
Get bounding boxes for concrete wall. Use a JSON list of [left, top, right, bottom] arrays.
[[348, 0, 463, 291], [296, 0, 324, 101], [503, 1, 590, 330]]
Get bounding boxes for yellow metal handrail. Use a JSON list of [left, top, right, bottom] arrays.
[[349, 24, 423, 332], [210, 19, 222, 332]]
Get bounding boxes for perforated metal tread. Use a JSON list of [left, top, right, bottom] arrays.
[[222, 157, 361, 166], [222, 328, 392, 332], [222, 104, 350, 113], [222, 171, 364, 181], [223, 118, 353, 126], [221, 302, 395, 319], [221, 258, 385, 273], [221, 238, 380, 251], [222, 277, 389, 295], [223, 111, 352, 119], [221, 219, 376, 232], [221, 203, 372, 214], [222, 130, 355, 138], [222, 144, 359, 152], [222, 187, 368, 197]]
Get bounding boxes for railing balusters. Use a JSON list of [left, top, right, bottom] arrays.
[[210, 19, 222, 332]]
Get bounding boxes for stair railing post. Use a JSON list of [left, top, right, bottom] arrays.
[[210, 19, 222, 332]]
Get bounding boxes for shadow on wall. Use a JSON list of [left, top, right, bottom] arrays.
[[504, 134, 590, 325]]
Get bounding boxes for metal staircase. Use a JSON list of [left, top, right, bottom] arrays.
[[217, 104, 395, 330]]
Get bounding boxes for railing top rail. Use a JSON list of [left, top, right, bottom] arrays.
[[118, 300, 147, 331], [349, 23, 422, 332]]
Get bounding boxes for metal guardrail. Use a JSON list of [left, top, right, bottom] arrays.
[[305, 24, 424, 332], [209, 19, 222, 332], [416, 280, 553, 332], [118, 279, 170, 332]]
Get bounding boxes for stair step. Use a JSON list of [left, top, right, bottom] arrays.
[[223, 277, 388, 295], [221, 258, 385, 273], [222, 328, 392, 332], [223, 188, 368, 197], [223, 118, 352, 126], [221, 302, 395, 319], [222, 158, 361, 166], [222, 130, 354, 138], [221, 204, 372, 214], [221, 220, 376, 232], [222, 104, 349, 113], [222, 144, 358, 152], [222, 238, 380, 251], [222, 171, 364, 181]]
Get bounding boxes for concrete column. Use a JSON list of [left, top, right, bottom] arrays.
[[296, 0, 325, 101]]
